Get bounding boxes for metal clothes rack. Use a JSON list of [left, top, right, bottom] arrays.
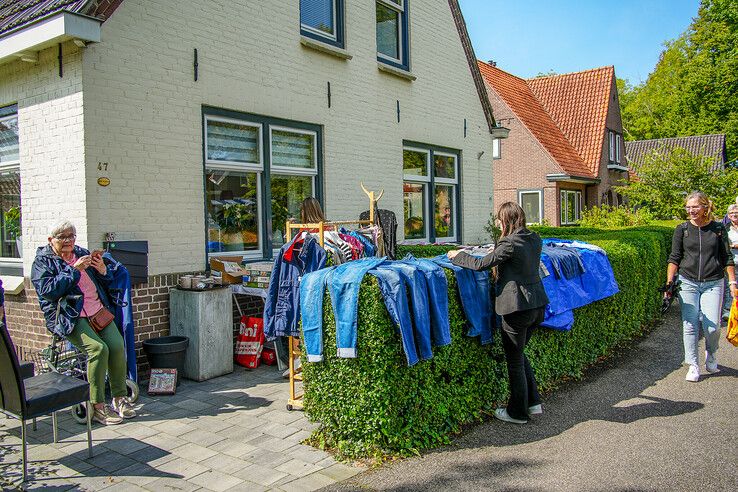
[[283, 185, 382, 411]]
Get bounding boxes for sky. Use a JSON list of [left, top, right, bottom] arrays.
[[458, 0, 700, 84]]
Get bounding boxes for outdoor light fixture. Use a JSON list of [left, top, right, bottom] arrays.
[[490, 124, 510, 139]]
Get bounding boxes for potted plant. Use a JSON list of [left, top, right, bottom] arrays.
[[215, 202, 257, 249], [4, 206, 21, 255]]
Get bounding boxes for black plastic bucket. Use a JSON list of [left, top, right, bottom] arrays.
[[142, 336, 189, 385]]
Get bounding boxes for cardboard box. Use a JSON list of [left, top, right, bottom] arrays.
[[210, 256, 250, 284]]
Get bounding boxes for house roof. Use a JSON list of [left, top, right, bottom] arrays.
[[0, 0, 122, 37], [527, 66, 615, 175], [625, 134, 727, 172], [477, 61, 595, 179]]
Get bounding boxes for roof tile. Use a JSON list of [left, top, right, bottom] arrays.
[[625, 134, 727, 172]]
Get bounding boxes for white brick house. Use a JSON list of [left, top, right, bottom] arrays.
[[0, 0, 503, 362]]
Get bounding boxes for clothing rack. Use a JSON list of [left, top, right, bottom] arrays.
[[283, 185, 382, 411]]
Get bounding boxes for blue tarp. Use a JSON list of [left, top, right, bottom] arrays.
[[540, 239, 619, 330]]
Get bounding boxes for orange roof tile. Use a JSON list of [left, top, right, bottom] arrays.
[[527, 66, 614, 175], [478, 61, 594, 179]]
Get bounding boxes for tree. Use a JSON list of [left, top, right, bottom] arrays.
[[615, 147, 738, 219], [620, 0, 738, 161]]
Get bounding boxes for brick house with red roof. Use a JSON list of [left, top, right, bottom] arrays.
[[479, 62, 629, 226]]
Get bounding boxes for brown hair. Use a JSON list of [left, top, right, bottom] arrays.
[[300, 197, 326, 223], [685, 191, 715, 221], [497, 201, 526, 238]]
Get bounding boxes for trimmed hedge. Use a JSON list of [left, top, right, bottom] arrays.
[[302, 227, 674, 459]]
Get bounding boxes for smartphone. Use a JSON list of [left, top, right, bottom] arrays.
[[91, 249, 104, 259]]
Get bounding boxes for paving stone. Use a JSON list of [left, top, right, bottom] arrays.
[[188, 469, 244, 492], [255, 435, 298, 453], [130, 445, 177, 466], [283, 430, 314, 446], [278, 471, 337, 492], [317, 463, 362, 481], [260, 422, 301, 439], [102, 481, 150, 492], [102, 437, 150, 455], [85, 450, 138, 473], [259, 410, 305, 425], [171, 442, 219, 462], [275, 458, 324, 478], [150, 419, 195, 437], [21, 475, 79, 491], [115, 423, 160, 440], [173, 398, 216, 413], [223, 481, 268, 492], [179, 428, 226, 447], [200, 453, 253, 474], [113, 462, 166, 486], [143, 476, 203, 491], [233, 463, 289, 486], [207, 438, 259, 459], [285, 444, 332, 464], [155, 457, 210, 480], [140, 431, 189, 452], [240, 447, 292, 468]]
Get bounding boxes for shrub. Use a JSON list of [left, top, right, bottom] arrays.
[[579, 205, 654, 228], [302, 226, 673, 459]]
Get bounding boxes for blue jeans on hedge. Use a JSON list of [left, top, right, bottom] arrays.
[[330, 257, 386, 358], [368, 266, 420, 366], [678, 275, 722, 367], [384, 262, 433, 360], [399, 256, 452, 346], [300, 267, 336, 362], [431, 255, 493, 344]]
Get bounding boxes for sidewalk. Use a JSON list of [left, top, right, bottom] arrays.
[[0, 364, 361, 491]]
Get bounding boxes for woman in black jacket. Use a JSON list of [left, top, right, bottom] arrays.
[[448, 202, 549, 424], [666, 192, 737, 382]]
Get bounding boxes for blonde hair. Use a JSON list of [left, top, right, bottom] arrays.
[[300, 197, 326, 223], [685, 191, 715, 221], [497, 202, 526, 238]]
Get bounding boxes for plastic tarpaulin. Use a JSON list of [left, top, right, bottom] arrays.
[[540, 239, 619, 331]]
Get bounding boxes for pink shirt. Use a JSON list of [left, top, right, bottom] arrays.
[[65, 255, 104, 317]]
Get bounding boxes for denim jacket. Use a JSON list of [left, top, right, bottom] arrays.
[[31, 245, 114, 337], [264, 234, 327, 339]]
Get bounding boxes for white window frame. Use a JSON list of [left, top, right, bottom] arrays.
[[268, 125, 318, 176], [518, 190, 543, 225], [433, 151, 458, 243], [560, 189, 582, 225], [616, 134, 621, 163], [402, 146, 430, 243], [608, 131, 615, 162], [300, 0, 339, 42], [376, 0, 405, 66], [0, 110, 22, 267], [492, 138, 501, 159], [204, 115, 263, 171]]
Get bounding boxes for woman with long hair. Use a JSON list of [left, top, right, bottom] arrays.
[[448, 202, 549, 424], [666, 191, 736, 381]]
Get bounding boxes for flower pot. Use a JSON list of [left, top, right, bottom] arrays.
[[142, 336, 189, 386]]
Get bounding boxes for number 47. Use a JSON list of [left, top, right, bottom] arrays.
[[98, 162, 108, 171]]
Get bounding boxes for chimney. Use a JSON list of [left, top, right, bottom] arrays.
[[487, 60, 496, 67]]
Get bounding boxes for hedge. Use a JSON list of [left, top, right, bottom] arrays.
[[302, 226, 674, 459]]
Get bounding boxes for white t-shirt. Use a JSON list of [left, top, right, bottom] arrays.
[[728, 225, 738, 263]]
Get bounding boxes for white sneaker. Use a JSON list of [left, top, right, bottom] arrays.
[[528, 404, 543, 416], [494, 408, 527, 424], [705, 352, 719, 373], [685, 365, 700, 382]]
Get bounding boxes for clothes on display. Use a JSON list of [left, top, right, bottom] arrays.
[[397, 256, 452, 347], [541, 245, 585, 280], [103, 252, 137, 381], [360, 207, 398, 259], [540, 239, 619, 330]]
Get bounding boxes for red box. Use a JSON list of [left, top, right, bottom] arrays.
[[261, 347, 277, 365]]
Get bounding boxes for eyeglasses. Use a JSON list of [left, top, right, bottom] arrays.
[[54, 234, 76, 243], [685, 206, 704, 211], [729, 213, 738, 217]]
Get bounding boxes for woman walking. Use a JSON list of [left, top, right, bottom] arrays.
[[666, 192, 737, 382], [448, 202, 549, 424]]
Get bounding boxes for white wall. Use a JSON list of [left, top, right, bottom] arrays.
[[0, 43, 87, 274], [79, 0, 495, 273]]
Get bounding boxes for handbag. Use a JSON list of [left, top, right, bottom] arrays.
[[88, 307, 115, 333]]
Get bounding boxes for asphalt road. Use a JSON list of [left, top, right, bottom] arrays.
[[325, 305, 738, 491]]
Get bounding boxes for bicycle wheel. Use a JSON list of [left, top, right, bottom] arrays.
[[71, 403, 87, 425], [126, 379, 140, 403]]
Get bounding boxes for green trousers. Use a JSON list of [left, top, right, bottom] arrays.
[[66, 317, 127, 404]]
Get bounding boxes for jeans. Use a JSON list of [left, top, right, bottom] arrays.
[[66, 318, 127, 404], [329, 257, 386, 358], [384, 263, 433, 360], [501, 307, 544, 420], [678, 275, 722, 367], [399, 256, 452, 346], [300, 267, 336, 362], [368, 266, 419, 366]]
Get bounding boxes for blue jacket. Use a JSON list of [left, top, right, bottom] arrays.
[[264, 234, 327, 339], [31, 245, 115, 337], [103, 252, 137, 381]]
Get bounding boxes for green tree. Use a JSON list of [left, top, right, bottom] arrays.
[[620, 0, 738, 161], [615, 147, 738, 219]]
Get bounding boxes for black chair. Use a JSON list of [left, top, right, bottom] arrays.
[[0, 323, 93, 482]]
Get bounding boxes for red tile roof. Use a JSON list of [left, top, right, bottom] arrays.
[[527, 66, 615, 175], [478, 61, 594, 178]]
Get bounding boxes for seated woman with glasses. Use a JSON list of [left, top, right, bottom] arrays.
[[30, 220, 136, 425]]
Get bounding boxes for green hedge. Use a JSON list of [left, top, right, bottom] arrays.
[[302, 227, 673, 459]]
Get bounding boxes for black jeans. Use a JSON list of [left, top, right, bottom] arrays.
[[501, 306, 545, 420]]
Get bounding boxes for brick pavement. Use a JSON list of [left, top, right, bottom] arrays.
[[0, 365, 361, 491]]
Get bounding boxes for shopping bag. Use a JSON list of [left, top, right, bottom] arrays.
[[727, 300, 738, 347], [235, 316, 264, 368], [261, 347, 277, 365]]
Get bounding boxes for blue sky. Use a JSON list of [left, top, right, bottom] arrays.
[[458, 0, 700, 84]]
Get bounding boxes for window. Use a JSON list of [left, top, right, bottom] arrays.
[[300, 0, 344, 48], [608, 131, 615, 162], [376, 0, 409, 71], [403, 144, 459, 243], [204, 110, 320, 259], [616, 134, 621, 163], [518, 190, 542, 225], [560, 190, 582, 225], [492, 138, 501, 159], [0, 104, 21, 261]]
